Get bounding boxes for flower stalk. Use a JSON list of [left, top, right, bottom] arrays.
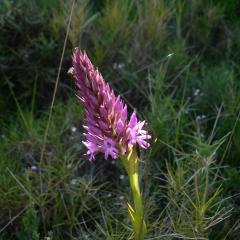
[[121, 148, 146, 240]]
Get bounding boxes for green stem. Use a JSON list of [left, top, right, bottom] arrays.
[[121, 148, 146, 240]]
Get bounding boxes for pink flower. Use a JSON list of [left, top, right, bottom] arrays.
[[69, 48, 151, 160], [127, 112, 150, 149]]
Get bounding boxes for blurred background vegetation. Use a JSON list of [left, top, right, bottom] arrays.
[[0, 0, 240, 239]]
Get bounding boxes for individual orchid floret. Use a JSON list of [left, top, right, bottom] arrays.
[[69, 48, 151, 161], [127, 112, 151, 149]]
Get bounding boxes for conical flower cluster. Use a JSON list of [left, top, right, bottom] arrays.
[[69, 48, 151, 160]]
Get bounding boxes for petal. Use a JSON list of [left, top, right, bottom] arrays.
[[116, 119, 125, 134], [121, 105, 128, 122], [129, 112, 138, 128], [104, 151, 108, 160], [137, 120, 145, 130], [82, 141, 99, 153]]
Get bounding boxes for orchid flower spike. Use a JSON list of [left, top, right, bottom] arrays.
[[69, 48, 151, 161]]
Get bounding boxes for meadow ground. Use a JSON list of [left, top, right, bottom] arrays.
[[0, 0, 240, 239]]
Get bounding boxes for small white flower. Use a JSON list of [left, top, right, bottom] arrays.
[[67, 163, 73, 169], [107, 193, 112, 197], [200, 133, 205, 138], [196, 115, 206, 122], [70, 179, 78, 185], [31, 165, 37, 171], [119, 195, 124, 200], [167, 53, 174, 58], [119, 174, 125, 180], [71, 126, 77, 132], [194, 88, 201, 96], [196, 116, 201, 121], [118, 63, 124, 69], [113, 63, 125, 70]]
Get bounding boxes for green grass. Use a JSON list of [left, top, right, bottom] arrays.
[[1, 0, 240, 239]]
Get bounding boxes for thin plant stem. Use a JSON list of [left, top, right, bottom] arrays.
[[39, 0, 76, 195], [121, 148, 146, 240]]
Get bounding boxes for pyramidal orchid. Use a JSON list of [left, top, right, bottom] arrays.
[[69, 48, 151, 240]]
